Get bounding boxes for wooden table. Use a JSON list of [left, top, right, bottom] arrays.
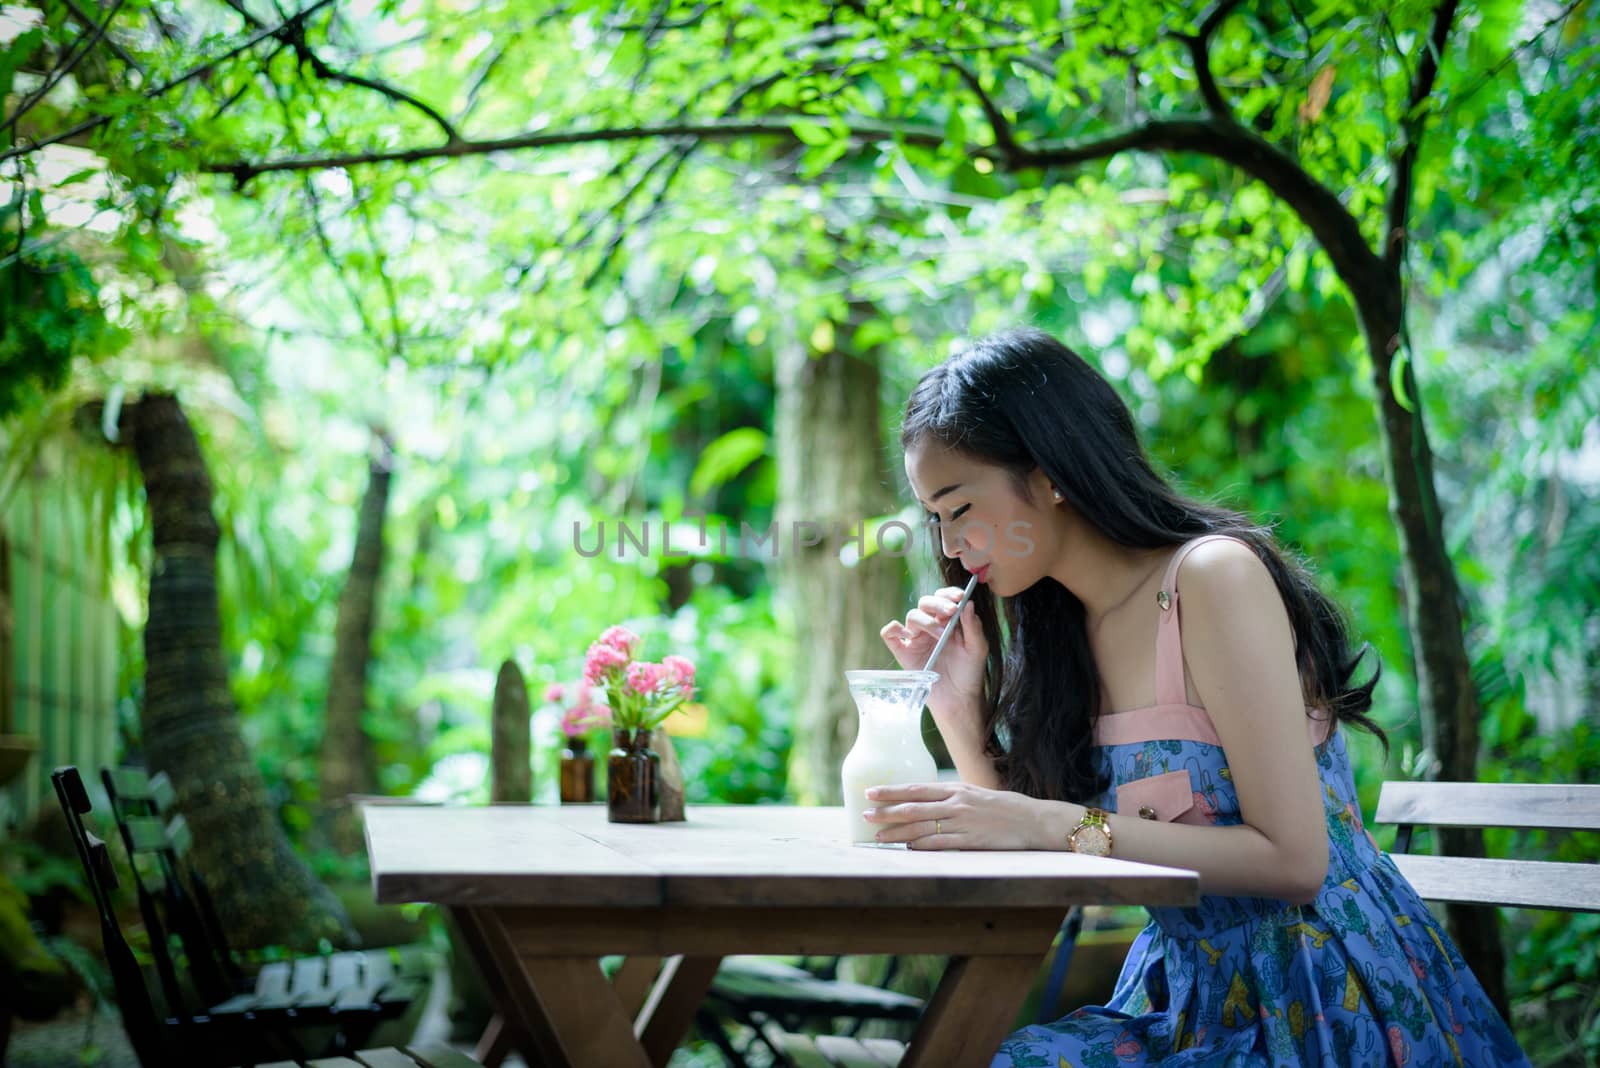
[[364, 804, 1198, 1068]]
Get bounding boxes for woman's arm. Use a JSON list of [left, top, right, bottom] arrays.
[[867, 539, 1330, 905], [933, 697, 1002, 789]]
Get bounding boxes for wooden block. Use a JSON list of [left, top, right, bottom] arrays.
[[1390, 854, 1600, 912], [1376, 781, 1600, 832], [306, 1059, 367, 1067]]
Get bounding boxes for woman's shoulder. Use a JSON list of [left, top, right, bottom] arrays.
[[1175, 536, 1281, 615]]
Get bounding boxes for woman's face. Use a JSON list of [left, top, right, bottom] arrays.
[[903, 441, 1060, 597]]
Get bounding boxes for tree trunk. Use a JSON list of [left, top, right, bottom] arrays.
[[123, 393, 354, 950], [320, 431, 394, 851], [1356, 288, 1506, 1017], [774, 323, 906, 804]]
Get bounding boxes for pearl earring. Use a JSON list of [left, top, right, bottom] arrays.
[[1052, 488, 1063, 501]]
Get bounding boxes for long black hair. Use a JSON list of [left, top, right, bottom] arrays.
[[899, 327, 1385, 803]]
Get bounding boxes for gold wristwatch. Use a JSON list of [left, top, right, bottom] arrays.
[[1067, 807, 1113, 857]]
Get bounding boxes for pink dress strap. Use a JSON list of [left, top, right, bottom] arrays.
[[1154, 534, 1252, 707]]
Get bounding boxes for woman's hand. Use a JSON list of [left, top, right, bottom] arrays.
[[880, 586, 987, 736], [862, 781, 1048, 851]]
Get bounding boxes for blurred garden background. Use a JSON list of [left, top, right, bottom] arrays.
[[1, 0, 1597, 1063]]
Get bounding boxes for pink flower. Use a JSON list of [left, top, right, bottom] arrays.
[[583, 641, 629, 684], [543, 683, 565, 704], [626, 661, 667, 695], [598, 625, 641, 655], [662, 655, 696, 690]]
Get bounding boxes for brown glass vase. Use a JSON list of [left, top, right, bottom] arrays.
[[559, 736, 595, 803], [607, 728, 660, 823]]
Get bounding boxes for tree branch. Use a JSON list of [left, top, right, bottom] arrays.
[[0, 0, 337, 166], [1173, 0, 1245, 120], [1384, 0, 1460, 270], [219, 0, 459, 143], [1020, 116, 1384, 306], [946, 60, 1020, 162], [200, 117, 950, 186], [0, 0, 127, 137], [61, 0, 144, 74]]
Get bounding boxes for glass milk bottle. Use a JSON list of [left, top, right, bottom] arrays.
[[840, 670, 940, 845]]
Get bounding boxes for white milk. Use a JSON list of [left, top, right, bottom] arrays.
[[840, 670, 939, 845]]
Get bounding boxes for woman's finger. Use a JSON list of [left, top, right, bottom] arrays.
[[865, 783, 956, 803], [863, 801, 943, 824], [875, 818, 941, 845]]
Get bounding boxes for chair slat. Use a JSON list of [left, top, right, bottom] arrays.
[[328, 952, 362, 991], [104, 766, 156, 802], [352, 1050, 424, 1068], [292, 955, 329, 994], [121, 816, 170, 854], [815, 1034, 895, 1067], [256, 961, 293, 997], [861, 1038, 908, 1066], [149, 771, 178, 814], [1390, 854, 1600, 912], [404, 1043, 488, 1068], [772, 1031, 835, 1068], [165, 812, 194, 857], [1376, 781, 1600, 832]]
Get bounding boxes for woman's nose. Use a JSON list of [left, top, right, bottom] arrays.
[[939, 521, 964, 559]]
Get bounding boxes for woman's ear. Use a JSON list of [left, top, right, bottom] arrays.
[[1025, 464, 1059, 505]]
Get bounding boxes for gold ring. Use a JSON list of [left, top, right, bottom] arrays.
[[936, 819, 942, 835]]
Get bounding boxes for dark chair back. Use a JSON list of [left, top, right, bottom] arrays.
[[51, 766, 169, 1067], [103, 766, 241, 1001]]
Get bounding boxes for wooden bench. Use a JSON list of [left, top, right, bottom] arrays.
[[229, 1044, 481, 1067], [1375, 780, 1600, 911]]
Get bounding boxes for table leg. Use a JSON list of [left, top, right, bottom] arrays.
[[503, 954, 654, 1067], [900, 954, 1047, 1068], [613, 955, 665, 1019], [635, 954, 723, 1068], [455, 907, 564, 1067], [473, 1014, 516, 1068]]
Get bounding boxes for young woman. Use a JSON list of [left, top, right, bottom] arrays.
[[868, 328, 1528, 1066]]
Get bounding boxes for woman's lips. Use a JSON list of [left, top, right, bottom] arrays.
[[974, 564, 990, 582]]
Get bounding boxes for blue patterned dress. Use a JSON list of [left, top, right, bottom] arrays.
[[993, 536, 1530, 1067]]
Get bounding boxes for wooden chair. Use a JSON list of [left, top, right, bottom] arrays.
[[1375, 780, 1600, 911], [226, 1044, 483, 1067], [101, 766, 433, 1017], [51, 765, 416, 1067]]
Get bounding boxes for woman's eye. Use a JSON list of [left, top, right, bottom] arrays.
[[924, 512, 941, 526], [952, 504, 971, 521]]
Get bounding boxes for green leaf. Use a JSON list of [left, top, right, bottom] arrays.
[[791, 121, 834, 147], [689, 428, 769, 498]]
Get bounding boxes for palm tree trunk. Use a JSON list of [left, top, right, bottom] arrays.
[[123, 393, 354, 950]]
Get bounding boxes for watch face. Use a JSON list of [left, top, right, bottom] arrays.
[[1073, 825, 1111, 857]]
